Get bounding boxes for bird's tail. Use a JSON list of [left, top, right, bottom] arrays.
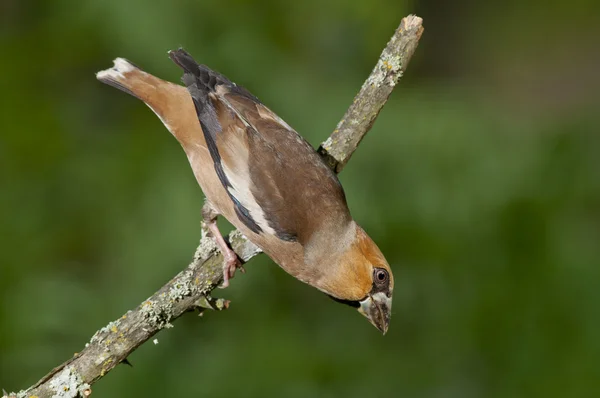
[[96, 58, 147, 99], [96, 55, 204, 148], [96, 57, 177, 106]]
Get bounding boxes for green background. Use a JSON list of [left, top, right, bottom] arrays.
[[1, 0, 599, 397]]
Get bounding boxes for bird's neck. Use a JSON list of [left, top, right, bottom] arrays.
[[301, 220, 378, 300], [303, 219, 358, 272]]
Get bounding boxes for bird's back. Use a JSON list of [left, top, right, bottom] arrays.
[[169, 49, 352, 246]]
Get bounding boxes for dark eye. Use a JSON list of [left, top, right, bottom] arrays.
[[373, 268, 389, 286]]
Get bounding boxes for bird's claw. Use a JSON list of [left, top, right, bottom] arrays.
[[219, 250, 243, 288]]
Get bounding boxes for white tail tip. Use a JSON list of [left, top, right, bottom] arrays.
[[96, 57, 137, 81]]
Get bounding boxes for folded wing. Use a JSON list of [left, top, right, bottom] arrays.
[[169, 49, 350, 244]]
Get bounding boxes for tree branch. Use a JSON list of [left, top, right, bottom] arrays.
[[5, 15, 423, 398], [318, 15, 424, 173]]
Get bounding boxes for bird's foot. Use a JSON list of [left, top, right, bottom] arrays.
[[201, 202, 245, 288], [220, 248, 244, 288]]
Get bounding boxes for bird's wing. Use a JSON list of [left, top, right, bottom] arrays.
[[169, 49, 349, 243]]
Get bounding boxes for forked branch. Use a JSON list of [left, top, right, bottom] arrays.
[[4, 15, 423, 398]]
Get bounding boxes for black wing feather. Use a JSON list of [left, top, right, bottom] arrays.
[[169, 49, 263, 235]]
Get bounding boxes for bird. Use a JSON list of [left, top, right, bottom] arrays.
[[96, 48, 393, 334]]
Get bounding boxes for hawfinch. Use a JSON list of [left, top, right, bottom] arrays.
[[96, 49, 394, 333]]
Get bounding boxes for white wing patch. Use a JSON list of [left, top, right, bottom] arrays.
[[220, 149, 277, 237]]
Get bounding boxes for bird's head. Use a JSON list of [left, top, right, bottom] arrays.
[[314, 223, 394, 334]]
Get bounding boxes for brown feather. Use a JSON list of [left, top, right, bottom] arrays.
[[302, 223, 391, 301], [177, 59, 351, 245], [97, 55, 393, 305]]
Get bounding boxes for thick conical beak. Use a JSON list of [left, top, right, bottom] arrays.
[[358, 292, 392, 334]]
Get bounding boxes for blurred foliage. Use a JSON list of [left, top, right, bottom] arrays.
[[1, 0, 599, 397]]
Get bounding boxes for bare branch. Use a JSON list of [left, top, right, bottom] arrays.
[[318, 15, 424, 173], [5, 15, 423, 398]]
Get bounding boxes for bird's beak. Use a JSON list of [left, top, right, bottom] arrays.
[[358, 292, 392, 334]]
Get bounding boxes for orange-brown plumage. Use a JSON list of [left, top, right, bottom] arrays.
[[97, 50, 394, 333]]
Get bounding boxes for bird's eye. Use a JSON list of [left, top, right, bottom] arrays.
[[373, 268, 389, 287]]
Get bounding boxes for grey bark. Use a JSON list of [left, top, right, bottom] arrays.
[[318, 15, 424, 173], [4, 15, 423, 398]]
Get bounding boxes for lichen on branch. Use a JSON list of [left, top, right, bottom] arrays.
[[4, 15, 423, 398]]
